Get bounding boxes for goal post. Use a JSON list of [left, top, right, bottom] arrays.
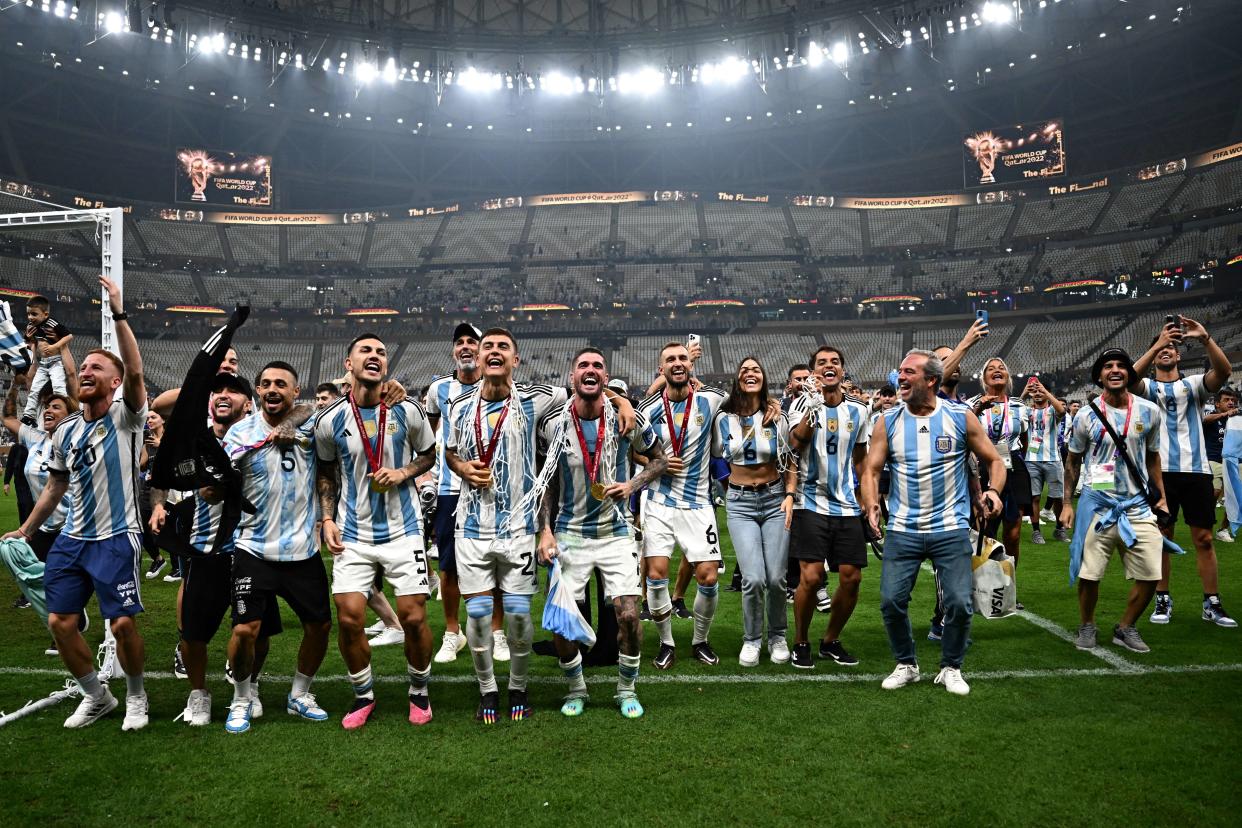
[[0, 206, 123, 354]]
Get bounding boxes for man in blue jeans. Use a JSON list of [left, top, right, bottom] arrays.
[[860, 349, 1006, 696]]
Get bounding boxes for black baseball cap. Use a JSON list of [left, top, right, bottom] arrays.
[[211, 372, 253, 399], [1090, 348, 1136, 388], [451, 323, 481, 343]]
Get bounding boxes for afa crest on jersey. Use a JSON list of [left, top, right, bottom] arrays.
[[936, 436, 953, 454]]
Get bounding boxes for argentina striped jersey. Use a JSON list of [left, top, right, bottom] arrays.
[[541, 407, 656, 538], [187, 436, 232, 554], [314, 397, 436, 544], [712, 410, 787, 467], [1067, 396, 1163, 519], [48, 399, 145, 541], [788, 396, 870, 516], [1138, 375, 1210, 474], [967, 395, 1028, 454], [19, 424, 69, 532], [224, 412, 319, 562], [1024, 405, 1062, 463], [638, 385, 727, 510], [425, 372, 478, 496], [884, 399, 972, 533], [447, 383, 569, 540]]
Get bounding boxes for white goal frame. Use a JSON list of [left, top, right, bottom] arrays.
[[0, 207, 123, 354]]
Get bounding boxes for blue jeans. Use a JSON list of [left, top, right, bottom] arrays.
[[725, 484, 790, 644], [879, 529, 973, 669]]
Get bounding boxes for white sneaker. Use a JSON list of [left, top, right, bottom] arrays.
[[1039, 508, 1055, 524], [433, 630, 467, 663], [364, 620, 386, 635], [428, 568, 441, 599], [768, 638, 791, 664], [250, 684, 264, 718], [64, 687, 118, 728], [178, 689, 212, 726], [1217, 529, 1236, 544], [492, 630, 511, 662], [934, 667, 971, 696], [121, 692, 150, 731], [881, 663, 921, 690], [739, 641, 761, 667], [369, 626, 405, 647]]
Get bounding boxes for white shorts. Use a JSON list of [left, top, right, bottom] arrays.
[[641, 499, 721, 563], [331, 537, 431, 597], [1078, 518, 1163, 582], [559, 534, 642, 602], [456, 535, 539, 596]]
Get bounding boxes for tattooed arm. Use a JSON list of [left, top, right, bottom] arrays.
[[317, 461, 344, 554]]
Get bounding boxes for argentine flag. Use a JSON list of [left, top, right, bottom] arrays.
[[1224, 418, 1242, 535], [541, 558, 597, 647], [0, 300, 32, 375]]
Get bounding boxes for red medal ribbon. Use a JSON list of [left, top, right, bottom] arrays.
[[348, 394, 387, 475], [661, 388, 694, 458], [571, 403, 603, 485], [474, 394, 512, 469], [1094, 396, 1134, 461]]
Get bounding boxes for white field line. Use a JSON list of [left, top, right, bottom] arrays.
[[1, 663, 1240, 687], [1015, 609, 1145, 672]]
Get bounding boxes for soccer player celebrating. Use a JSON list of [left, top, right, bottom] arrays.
[[425, 323, 508, 664], [445, 328, 570, 723], [172, 373, 285, 726], [5, 276, 150, 729], [1022, 377, 1069, 544], [860, 349, 1005, 696], [1129, 317, 1235, 627], [788, 346, 871, 668], [537, 348, 668, 718], [316, 334, 439, 729], [218, 361, 330, 734], [638, 342, 753, 668], [1063, 349, 1170, 652]]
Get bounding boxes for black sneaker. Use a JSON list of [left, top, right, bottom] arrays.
[[509, 689, 531, 721], [173, 646, 188, 680], [791, 642, 814, 669], [692, 641, 720, 666], [818, 639, 859, 666], [475, 691, 499, 724], [145, 557, 167, 580], [639, 600, 652, 622], [670, 598, 691, 619], [12, 594, 30, 609], [785, 587, 796, 605], [653, 643, 676, 670], [726, 568, 743, 592]]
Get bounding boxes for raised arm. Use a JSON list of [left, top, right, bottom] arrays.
[[100, 275, 145, 411], [942, 318, 988, 386], [2, 373, 24, 436], [1130, 321, 1178, 388], [1180, 316, 1233, 393]]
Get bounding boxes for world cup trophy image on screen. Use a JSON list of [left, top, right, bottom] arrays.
[[964, 132, 1009, 185], [178, 150, 217, 202]]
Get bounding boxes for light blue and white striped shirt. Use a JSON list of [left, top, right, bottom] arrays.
[[48, 400, 145, 541], [638, 386, 727, 510], [1024, 404, 1062, 464], [20, 424, 69, 532], [224, 412, 319, 562], [712, 410, 787, 468], [541, 407, 656, 539], [1068, 396, 1163, 519], [884, 399, 973, 533], [967, 395, 1028, 454], [425, 372, 479, 496], [188, 435, 232, 554], [788, 396, 870, 516], [314, 397, 436, 545], [1139, 375, 1210, 475], [446, 383, 569, 540]]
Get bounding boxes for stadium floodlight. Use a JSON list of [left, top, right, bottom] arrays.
[[355, 61, 378, 84], [541, 71, 581, 95], [980, 1, 1014, 24], [616, 66, 663, 95], [831, 41, 849, 65], [322, 57, 332, 72], [104, 11, 124, 33], [382, 57, 397, 83], [807, 42, 824, 67], [699, 56, 749, 85]]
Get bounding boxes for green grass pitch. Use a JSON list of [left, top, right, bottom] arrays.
[[0, 491, 1239, 826]]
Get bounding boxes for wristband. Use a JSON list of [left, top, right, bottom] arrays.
[[112, 311, 128, 321], [783, 492, 795, 498], [322, 517, 335, 524]]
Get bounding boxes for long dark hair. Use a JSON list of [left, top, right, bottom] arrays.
[[722, 356, 770, 416]]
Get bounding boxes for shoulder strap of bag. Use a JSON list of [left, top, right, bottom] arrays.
[[1087, 398, 1153, 505]]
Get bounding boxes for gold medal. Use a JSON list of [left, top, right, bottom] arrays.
[[590, 482, 607, 501], [369, 479, 391, 494]]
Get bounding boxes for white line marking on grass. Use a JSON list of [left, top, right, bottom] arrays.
[[2, 663, 1240, 686], [1016, 609, 1145, 672]]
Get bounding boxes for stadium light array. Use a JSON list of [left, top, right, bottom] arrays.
[[981, 2, 1013, 25], [616, 66, 664, 95]]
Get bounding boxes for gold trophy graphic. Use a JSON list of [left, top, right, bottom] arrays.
[[178, 150, 217, 202], [964, 132, 1009, 185]]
